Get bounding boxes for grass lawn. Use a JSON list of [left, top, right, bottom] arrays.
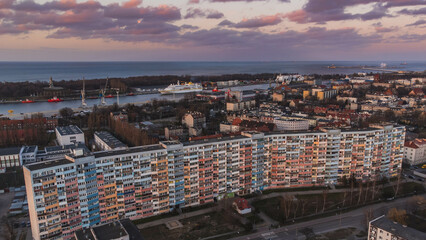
[[407, 214, 426, 233], [312, 227, 362, 240], [139, 211, 243, 240]]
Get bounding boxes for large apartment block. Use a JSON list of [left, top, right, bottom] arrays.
[[24, 124, 405, 240]]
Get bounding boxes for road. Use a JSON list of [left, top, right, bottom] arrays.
[[231, 193, 426, 240]]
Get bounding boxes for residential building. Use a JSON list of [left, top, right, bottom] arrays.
[[403, 139, 426, 165], [164, 126, 186, 140], [368, 215, 424, 240], [94, 131, 127, 151], [24, 124, 404, 240], [55, 125, 85, 146], [182, 112, 206, 129], [0, 147, 22, 169], [272, 92, 285, 102], [273, 118, 309, 131], [226, 100, 256, 112], [20, 146, 38, 164], [232, 198, 251, 215], [0, 117, 58, 146]]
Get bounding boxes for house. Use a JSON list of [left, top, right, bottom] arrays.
[[110, 111, 128, 122], [182, 112, 206, 129], [232, 198, 252, 215], [403, 139, 426, 165], [409, 88, 424, 97]]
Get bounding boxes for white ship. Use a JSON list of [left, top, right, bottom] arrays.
[[159, 81, 203, 95]]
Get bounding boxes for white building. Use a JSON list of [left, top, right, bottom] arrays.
[[368, 215, 424, 240], [403, 139, 426, 165], [94, 131, 127, 151], [55, 125, 85, 146], [20, 146, 38, 165], [273, 118, 309, 131], [0, 147, 22, 169]]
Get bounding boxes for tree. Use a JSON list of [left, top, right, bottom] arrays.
[[59, 107, 74, 120], [387, 208, 407, 225], [322, 189, 329, 212]]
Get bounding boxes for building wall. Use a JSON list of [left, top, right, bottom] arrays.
[[0, 152, 21, 168], [404, 144, 426, 165], [55, 131, 85, 146], [25, 125, 405, 239], [273, 119, 309, 131]]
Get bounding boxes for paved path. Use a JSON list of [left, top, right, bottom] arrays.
[[230, 193, 426, 240], [137, 206, 219, 229]]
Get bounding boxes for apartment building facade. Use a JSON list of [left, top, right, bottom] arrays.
[[24, 124, 405, 240]]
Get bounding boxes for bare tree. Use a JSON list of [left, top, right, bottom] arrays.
[[322, 189, 329, 212], [393, 169, 402, 198], [364, 181, 370, 204], [357, 183, 363, 205]]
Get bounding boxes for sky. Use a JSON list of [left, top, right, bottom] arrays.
[[0, 0, 425, 61]]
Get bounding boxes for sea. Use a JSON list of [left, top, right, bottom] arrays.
[[0, 61, 425, 82]]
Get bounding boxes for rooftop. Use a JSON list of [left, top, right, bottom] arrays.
[[44, 143, 89, 153], [184, 135, 249, 146], [370, 215, 425, 240], [95, 131, 127, 149], [21, 146, 37, 154], [56, 125, 83, 136], [93, 144, 164, 158], [0, 147, 22, 156], [25, 158, 73, 171], [92, 221, 128, 240], [75, 219, 144, 240]]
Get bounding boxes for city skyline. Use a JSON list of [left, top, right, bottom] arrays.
[[0, 0, 425, 61]]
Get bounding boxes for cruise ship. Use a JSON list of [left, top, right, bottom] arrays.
[[159, 81, 203, 95]]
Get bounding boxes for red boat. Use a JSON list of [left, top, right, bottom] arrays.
[[48, 97, 63, 102], [105, 95, 114, 98], [127, 92, 134, 96], [22, 99, 35, 103]]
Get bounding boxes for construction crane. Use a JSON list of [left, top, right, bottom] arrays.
[[100, 77, 109, 105]]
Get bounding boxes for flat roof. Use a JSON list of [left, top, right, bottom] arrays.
[[119, 219, 144, 240], [74, 228, 95, 240], [92, 221, 127, 240], [95, 131, 127, 149], [25, 158, 73, 171], [45, 143, 89, 153], [93, 144, 164, 158], [370, 215, 425, 240], [56, 125, 83, 136], [184, 135, 249, 146], [0, 147, 21, 156], [21, 146, 37, 154]]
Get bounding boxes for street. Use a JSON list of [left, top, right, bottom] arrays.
[[231, 193, 426, 240]]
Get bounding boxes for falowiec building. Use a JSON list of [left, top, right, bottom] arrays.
[[24, 124, 405, 240]]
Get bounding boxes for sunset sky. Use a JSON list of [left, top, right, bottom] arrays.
[[0, 0, 425, 61]]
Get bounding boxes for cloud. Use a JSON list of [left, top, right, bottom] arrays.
[[399, 7, 426, 15], [284, 0, 426, 24], [222, 14, 283, 28], [0, 0, 182, 42], [406, 19, 426, 26], [184, 7, 224, 19]]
